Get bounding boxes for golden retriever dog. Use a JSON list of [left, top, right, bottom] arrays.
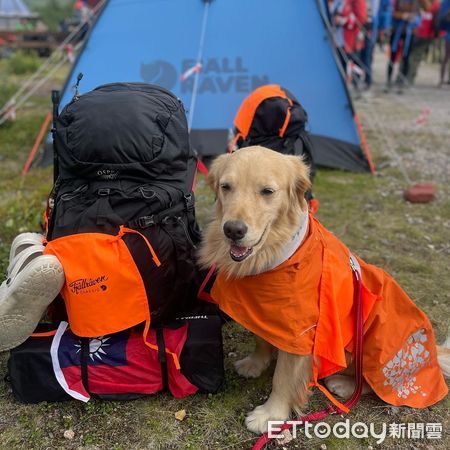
[[199, 146, 449, 434]]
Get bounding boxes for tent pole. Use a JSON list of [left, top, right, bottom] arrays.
[[188, 0, 211, 132], [21, 111, 52, 177], [51, 90, 60, 183]]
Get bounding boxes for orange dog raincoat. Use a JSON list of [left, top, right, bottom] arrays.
[[212, 216, 447, 408]]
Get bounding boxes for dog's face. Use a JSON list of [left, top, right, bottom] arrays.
[[200, 146, 311, 277]]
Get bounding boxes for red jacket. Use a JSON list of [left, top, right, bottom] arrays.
[[331, 0, 368, 53], [415, 0, 439, 38]]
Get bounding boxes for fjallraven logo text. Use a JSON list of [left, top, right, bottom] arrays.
[[140, 57, 269, 94], [140, 60, 178, 90], [69, 275, 109, 295]]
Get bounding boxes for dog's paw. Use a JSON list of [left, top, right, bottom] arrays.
[[234, 354, 270, 378], [324, 375, 355, 399], [245, 402, 290, 434]]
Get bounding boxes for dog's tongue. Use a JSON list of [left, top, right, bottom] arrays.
[[230, 244, 249, 258]]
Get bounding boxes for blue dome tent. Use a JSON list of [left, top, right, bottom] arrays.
[[42, 0, 373, 173]]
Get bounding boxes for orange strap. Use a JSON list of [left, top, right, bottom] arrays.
[[279, 97, 293, 137], [198, 265, 217, 303], [142, 319, 180, 370], [308, 363, 350, 413], [42, 209, 49, 237], [31, 329, 58, 337], [310, 380, 350, 413], [118, 226, 161, 267], [308, 198, 320, 215], [228, 132, 242, 153]]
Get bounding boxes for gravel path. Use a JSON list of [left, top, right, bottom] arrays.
[[355, 48, 450, 187]]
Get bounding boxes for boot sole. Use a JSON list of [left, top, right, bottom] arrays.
[[0, 256, 64, 352]]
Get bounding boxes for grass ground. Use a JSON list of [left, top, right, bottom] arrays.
[[0, 53, 449, 449]]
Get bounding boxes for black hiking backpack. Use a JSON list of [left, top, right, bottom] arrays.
[[45, 82, 202, 327]]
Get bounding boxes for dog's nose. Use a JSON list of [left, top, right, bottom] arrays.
[[223, 220, 248, 241]]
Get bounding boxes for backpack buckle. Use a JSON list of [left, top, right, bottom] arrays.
[[184, 193, 194, 211], [97, 188, 110, 196], [137, 215, 155, 228]]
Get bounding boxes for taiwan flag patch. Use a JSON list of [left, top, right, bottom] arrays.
[[50, 322, 197, 401]]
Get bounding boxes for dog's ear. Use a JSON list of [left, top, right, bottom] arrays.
[[207, 154, 229, 193], [286, 155, 311, 211]]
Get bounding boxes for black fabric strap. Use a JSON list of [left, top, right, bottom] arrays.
[[80, 338, 91, 394], [156, 328, 168, 391], [127, 200, 187, 229], [96, 188, 112, 226]]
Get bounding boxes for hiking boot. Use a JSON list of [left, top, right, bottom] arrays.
[[0, 253, 64, 352]]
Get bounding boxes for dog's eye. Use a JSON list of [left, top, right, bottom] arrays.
[[220, 183, 231, 192], [261, 187, 275, 196]]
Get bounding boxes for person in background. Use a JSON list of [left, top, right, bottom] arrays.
[[378, 0, 395, 44], [385, 0, 430, 93], [15, 18, 34, 32], [439, 0, 450, 84], [360, 0, 382, 92], [408, 0, 440, 85], [329, 0, 368, 84], [80, 2, 93, 24], [73, 0, 83, 22]]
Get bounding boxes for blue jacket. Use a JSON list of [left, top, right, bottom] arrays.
[[440, 0, 450, 33]]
